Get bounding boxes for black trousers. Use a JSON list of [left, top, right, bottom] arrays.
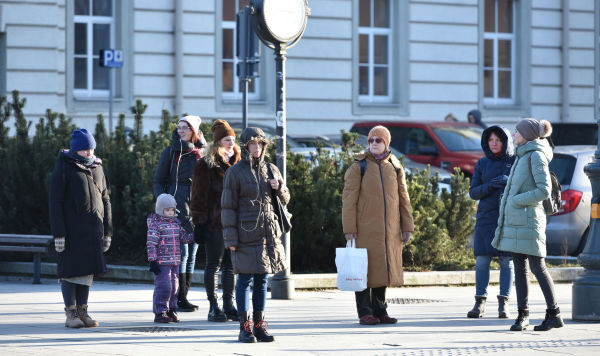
[[512, 253, 558, 310], [355, 286, 387, 318], [204, 229, 234, 303]]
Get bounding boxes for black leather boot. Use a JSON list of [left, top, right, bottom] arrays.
[[510, 308, 530, 331], [467, 296, 486, 318], [222, 267, 238, 321], [534, 307, 565, 331], [208, 299, 227, 322], [497, 295, 510, 319], [238, 312, 256, 343], [185, 273, 199, 309], [177, 273, 196, 312], [253, 311, 274, 342]]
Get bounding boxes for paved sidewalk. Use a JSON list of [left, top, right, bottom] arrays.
[[0, 277, 599, 355]]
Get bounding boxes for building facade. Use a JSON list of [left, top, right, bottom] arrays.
[[0, 0, 597, 135]]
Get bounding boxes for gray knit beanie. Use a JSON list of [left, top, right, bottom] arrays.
[[515, 118, 553, 141], [155, 194, 177, 216]]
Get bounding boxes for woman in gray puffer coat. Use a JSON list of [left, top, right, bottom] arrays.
[[492, 118, 564, 332], [154, 115, 206, 312], [221, 127, 290, 343]]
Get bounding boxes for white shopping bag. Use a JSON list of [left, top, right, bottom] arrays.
[[335, 239, 368, 292]]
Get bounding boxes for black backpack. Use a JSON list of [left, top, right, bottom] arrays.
[[357, 156, 401, 179], [528, 156, 561, 215]]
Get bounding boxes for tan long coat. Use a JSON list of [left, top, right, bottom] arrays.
[[342, 151, 414, 288]]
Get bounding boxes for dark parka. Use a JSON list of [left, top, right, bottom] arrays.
[[191, 143, 241, 231], [470, 126, 515, 256], [342, 151, 414, 288], [154, 130, 206, 233], [221, 127, 290, 275], [49, 150, 112, 278]]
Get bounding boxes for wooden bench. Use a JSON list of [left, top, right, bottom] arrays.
[[0, 234, 53, 284]]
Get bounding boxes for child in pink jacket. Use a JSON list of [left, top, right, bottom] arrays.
[[147, 194, 194, 323]]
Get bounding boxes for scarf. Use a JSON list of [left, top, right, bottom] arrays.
[[370, 149, 391, 162], [70, 150, 96, 167]]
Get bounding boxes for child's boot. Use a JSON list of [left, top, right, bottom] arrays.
[[154, 311, 172, 323], [167, 309, 179, 323]]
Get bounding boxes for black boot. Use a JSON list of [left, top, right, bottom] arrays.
[[177, 273, 196, 312], [253, 311, 275, 342], [510, 308, 530, 331], [534, 307, 565, 331], [222, 267, 238, 321], [467, 296, 486, 318], [185, 272, 199, 309], [497, 295, 510, 319], [208, 299, 227, 322], [223, 298, 239, 321], [238, 312, 256, 343]]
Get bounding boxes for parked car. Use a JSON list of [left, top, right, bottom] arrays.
[[350, 121, 485, 176], [546, 146, 595, 256]]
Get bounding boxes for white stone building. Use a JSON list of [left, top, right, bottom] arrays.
[[0, 0, 597, 136]]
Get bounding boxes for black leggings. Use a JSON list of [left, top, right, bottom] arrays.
[[512, 253, 558, 310], [61, 281, 90, 307]]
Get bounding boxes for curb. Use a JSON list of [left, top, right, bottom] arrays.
[[0, 261, 584, 289]]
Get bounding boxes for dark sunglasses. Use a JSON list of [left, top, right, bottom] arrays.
[[368, 138, 383, 144]]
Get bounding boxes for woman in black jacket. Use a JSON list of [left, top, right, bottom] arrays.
[[467, 126, 515, 319], [49, 129, 112, 328], [154, 115, 206, 312]]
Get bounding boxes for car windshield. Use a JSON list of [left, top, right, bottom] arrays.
[[549, 154, 576, 185], [432, 126, 483, 151]]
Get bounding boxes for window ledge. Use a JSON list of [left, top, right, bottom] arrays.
[[74, 96, 123, 103]]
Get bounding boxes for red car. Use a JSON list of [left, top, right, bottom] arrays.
[[350, 121, 485, 176]]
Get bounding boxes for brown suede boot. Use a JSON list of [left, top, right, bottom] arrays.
[[76, 304, 99, 327], [64, 305, 84, 328]]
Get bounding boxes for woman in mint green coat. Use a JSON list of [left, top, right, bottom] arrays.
[[492, 118, 564, 332]]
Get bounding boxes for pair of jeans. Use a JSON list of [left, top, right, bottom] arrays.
[[179, 242, 199, 274], [475, 255, 514, 297], [512, 253, 558, 310], [235, 273, 268, 313], [61, 281, 89, 307], [355, 286, 387, 318], [153, 265, 179, 313], [204, 230, 234, 302]]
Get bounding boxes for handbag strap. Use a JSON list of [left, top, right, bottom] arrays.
[[346, 240, 356, 248]]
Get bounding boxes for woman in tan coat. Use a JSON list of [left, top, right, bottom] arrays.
[[342, 125, 414, 325]]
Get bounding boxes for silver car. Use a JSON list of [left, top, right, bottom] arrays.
[[546, 146, 595, 256]]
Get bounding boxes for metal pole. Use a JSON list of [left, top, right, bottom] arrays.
[[270, 43, 294, 300], [108, 68, 113, 133], [242, 78, 249, 129]]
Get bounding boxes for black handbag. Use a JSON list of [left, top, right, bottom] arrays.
[[267, 164, 292, 234]]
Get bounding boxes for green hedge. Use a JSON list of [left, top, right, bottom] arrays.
[[0, 91, 475, 272]]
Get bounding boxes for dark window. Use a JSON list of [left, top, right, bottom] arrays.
[[433, 126, 484, 152], [549, 154, 577, 186], [401, 128, 436, 155]]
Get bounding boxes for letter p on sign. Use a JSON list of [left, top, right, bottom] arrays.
[[100, 49, 124, 68]]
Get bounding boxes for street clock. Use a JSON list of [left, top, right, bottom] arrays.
[[251, 0, 309, 48]]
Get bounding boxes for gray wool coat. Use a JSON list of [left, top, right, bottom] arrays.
[[220, 127, 290, 275], [491, 139, 553, 258]]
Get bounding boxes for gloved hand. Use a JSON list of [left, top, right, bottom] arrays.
[[402, 232, 412, 244], [490, 175, 509, 189], [102, 236, 111, 253], [194, 224, 208, 244], [345, 233, 357, 241], [54, 237, 65, 252], [149, 261, 161, 275]]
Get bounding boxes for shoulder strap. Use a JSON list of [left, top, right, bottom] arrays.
[[359, 159, 366, 177], [266, 163, 275, 180], [388, 157, 401, 176]]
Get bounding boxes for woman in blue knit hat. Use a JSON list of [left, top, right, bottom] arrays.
[[49, 128, 112, 328]]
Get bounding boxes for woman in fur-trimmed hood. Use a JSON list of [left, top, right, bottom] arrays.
[[191, 119, 241, 322], [221, 126, 290, 343]]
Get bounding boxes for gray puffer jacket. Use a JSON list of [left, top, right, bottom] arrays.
[[221, 127, 290, 274]]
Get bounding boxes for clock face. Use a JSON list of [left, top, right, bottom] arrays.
[[263, 0, 307, 43]]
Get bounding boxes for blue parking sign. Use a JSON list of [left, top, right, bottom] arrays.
[[99, 49, 123, 68]]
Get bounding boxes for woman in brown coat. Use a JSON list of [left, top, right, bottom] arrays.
[[342, 125, 414, 325], [191, 120, 241, 323]]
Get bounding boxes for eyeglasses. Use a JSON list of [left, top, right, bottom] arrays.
[[368, 138, 383, 144], [177, 125, 191, 131]]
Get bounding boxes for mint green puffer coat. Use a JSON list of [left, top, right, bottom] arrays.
[[491, 139, 553, 257]]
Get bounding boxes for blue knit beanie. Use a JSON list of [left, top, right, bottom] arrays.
[[70, 129, 96, 151]]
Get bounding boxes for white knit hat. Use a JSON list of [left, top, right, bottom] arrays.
[[155, 194, 177, 216], [179, 115, 202, 137]]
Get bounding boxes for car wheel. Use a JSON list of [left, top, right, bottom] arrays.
[[574, 228, 589, 256]]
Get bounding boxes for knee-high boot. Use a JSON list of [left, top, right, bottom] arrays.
[[177, 273, 197, 312]]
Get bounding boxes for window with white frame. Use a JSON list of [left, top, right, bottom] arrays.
[[483, 0, 516, 105], [358, 0, 392, 102], [73, 0, 113, 98], [222, 0, 259, 100]]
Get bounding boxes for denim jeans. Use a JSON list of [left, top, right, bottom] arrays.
[[179, 242, 199, 274], [512, 253, 558, 310], [236, 273, 268, 313], [475, 255, 514, 297]]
